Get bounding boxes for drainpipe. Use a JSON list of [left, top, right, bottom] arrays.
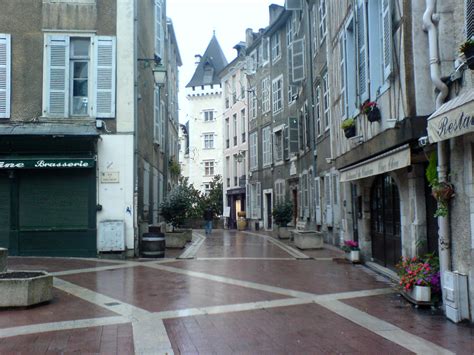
[[422, 0, 450, 304]]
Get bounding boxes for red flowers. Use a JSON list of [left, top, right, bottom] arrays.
[[341, 240, 359, 252], [360, 101, 377, 114], [396, 255, 440, 292]]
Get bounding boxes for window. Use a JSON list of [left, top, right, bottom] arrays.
[[315, 85, 321, 136], [204, 160, 215, 176], [274, 179, 285, 204], [233, 155, 238, 186], [249, 131, 258, 171], [248, 182, 261, 219], [226, 156, 230, 187], [204, 183, 211, 195], [241, 108, 246, 143], [324, 174, 333, 226], [286, 15, 294, 46], [322, 71, 330, 129], [249, 88, 257, 120], [272, 75, 283, 114], [271, 32, 281, 62], [301, 172, 309, 218], [0, 34, 11, 119], [155, 0, 164, 58], [261, 37, 269, 65], [467, 0, 474, 40], [225, 118, 230, 148], [204, 133, 214, 149], [262, 77, 271, 113], [44, 35, 116, 118], [315, 177, 321, 225], [273, 127, 284, 162], [233, 114, 238, 146], [203, 110, 214, 121], [154, 87, 161, 144], [262, 126, 272, 167], [319, 0, 327, 44]]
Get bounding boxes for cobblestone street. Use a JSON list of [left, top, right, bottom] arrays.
[[1, 230, 473, 354]]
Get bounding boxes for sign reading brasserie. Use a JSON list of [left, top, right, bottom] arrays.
[[340, 146, 411, 182], [0, 158, 95, 169]]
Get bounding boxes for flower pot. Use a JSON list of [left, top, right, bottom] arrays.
[[410, 285, 431, 302], [431, 182, 454, 202], [344, 125, 356, 139], [237, 219, 247, 231], [350, 250, 360, 262], [367, 106, 381, 122]]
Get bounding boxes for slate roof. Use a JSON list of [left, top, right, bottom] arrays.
[[186, 35, 228, 87]]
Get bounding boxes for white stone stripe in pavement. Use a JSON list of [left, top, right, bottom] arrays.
[[53, 278, 150, 320], [243, 231, 311, 259], [196, 257, 295, 260], [0, 316, 129, 338], [317, 300, 455, 355], [133, 316, 174, 355], [177, 233, 206, 259]]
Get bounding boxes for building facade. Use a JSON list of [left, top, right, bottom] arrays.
[[0, 0, 180, 257]]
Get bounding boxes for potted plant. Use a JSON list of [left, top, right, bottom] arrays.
[[396, 254, 440, 303], [360, 101, 381, 123], [272, 201, 293, 239], [341, 240, 360, 262], [460, 38, 474, 69], [426, 152, 455, 217], [341, 118, 356, 138], [237, 211, 247, 231], [159, 185, 191, 248]]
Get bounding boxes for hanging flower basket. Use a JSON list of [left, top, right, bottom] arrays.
[[431, 182, 455, 202], [367, 106, 381, 122], [460, 39, 474, 70], [344, 125, 356, 138]]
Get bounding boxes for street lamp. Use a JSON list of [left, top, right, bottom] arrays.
[[236, 150, 246, 163], [138, 56, 167, 86]]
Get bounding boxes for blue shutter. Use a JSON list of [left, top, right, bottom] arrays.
[[0, 34, 11, 119], [94, 36, 116, 118], [368, 0, 383, 99], [357, 0, 369, 102], [46, 35, 69, 117], [382, 0, 392, 80], [155, 0, 163, 59]]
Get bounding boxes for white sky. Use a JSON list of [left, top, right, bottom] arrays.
[[167, 0, 285, 124]]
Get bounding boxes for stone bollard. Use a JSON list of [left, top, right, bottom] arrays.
[[0, 248, 7, 272]]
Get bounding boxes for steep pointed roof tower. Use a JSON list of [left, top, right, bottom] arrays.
[[186, 34, 228, 87]]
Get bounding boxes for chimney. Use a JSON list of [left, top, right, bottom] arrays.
[[269, 4, 284, 25], [245, 28, 255, 47], [233, 41, 247, 57]]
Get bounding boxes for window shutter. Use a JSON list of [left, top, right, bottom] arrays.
[[46, 35, 69, 117], [288, 117, 299, 154], [291, 38, 305, 82], [161, 101, 165, 152], [0, 34, 11, 119], [382, 0, 392, 80], [246, 183, 251, 216], [256, 182, 262, 219], [368, 0, 383, 99], [315, 177, 322, 225], [143, 162, 150, 213], [325, 174, 333, 226], [357, 1, 369, 102], [298, 186, 303, 218], [94, 36, 116, 118], [467, 0, 474, 40], [155, 0, 163, 59], [284, 125, 289, 160], [154, 87, 160, 143], [153, 168, 159, 224]]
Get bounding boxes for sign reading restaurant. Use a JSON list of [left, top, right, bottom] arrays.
[[0, 158, 95, 169]]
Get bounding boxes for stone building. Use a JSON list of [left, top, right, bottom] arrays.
[[0, 0, 181, 257]]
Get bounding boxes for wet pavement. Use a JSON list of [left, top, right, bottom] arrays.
[[0, 229, 473, 354]]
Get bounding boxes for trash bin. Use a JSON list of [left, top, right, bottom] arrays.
[[140, 232, 165, 258]]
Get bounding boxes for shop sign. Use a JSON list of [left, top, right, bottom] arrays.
[[340, 145, 410, 182], [0, 158, 95, 169], [427, 90, 474, 143]]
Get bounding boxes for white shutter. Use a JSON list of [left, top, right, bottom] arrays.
[[161, 100, 165, 152], [357, 0, 369, 102], [315, 177, 322, 225], [368, 0, 383, 99], [382, 0, 392, 80], [153, 168, 159, 224], [46, 35, 69, 117], [154, 87, 160, 143], [289, 117, 299, 154], [291, 38, 305, 82], [332, 173, 340, 224], [155, 0, 163, 59], [143, 162, 150, 213], [256, 182, 262, 219], [0, 34, 11, 119], [94, 36, 116, 118], [325, 174, 333, 226], [246, 183, 251, 216]]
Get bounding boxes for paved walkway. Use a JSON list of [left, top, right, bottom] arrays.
[[0, 229, 472, 354]]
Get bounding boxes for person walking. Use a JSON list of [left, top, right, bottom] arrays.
[[203, 206, 214, 236]]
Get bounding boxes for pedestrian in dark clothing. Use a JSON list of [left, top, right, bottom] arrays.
[[203, 207, 214, 236]]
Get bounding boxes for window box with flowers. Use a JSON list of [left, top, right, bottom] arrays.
[[341, 240, 360, 263], [360, 101, 381, 123], [460, 38, 474, 70], [341, 118, 356, 139], [396, 254, 440, 304]]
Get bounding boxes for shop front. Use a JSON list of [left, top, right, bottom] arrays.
[[0, 134, 98, 257]]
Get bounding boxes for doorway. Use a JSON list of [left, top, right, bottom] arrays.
[[370, 174, 401, 269], [263, 189, 273, 230]]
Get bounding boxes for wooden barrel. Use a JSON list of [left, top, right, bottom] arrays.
[[140, 232, 165, 258]]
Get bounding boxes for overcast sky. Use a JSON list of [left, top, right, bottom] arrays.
[[167, 0, 285, 123]]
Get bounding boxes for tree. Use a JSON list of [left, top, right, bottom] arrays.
[[205, 175, 223, 216]]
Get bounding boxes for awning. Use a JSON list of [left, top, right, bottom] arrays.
[[340, 144, 411, 182], [0, 122, 99, 136], [427, 89, 474, 143]]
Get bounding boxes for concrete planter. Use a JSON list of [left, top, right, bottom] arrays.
[[0, 248, 6, 272], [410, 285, 431, 302], [345, 250, 360, 262], [293, 231, 323, 249], [277, 226, 292, 239], [177, 229, 193, 242], [0, 271, 53, 307], [165, 231, 188, 249]]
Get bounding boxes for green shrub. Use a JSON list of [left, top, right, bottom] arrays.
[[272, 201, 293, 227]]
